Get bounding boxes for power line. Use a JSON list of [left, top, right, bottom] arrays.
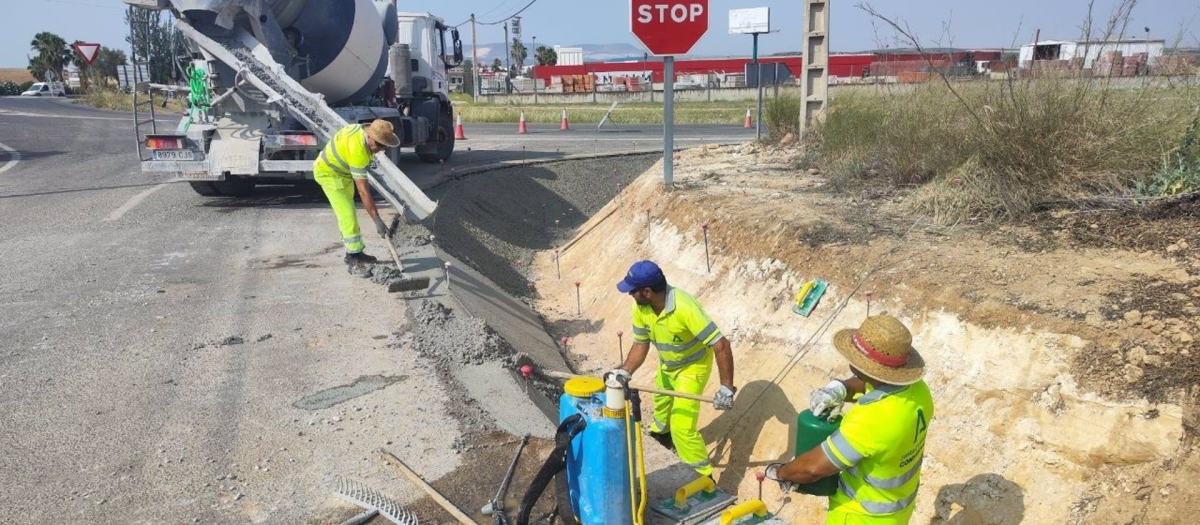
[[480, 0, 539, 26]]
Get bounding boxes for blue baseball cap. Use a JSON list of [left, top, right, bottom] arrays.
[[616, 260, 666, 293]]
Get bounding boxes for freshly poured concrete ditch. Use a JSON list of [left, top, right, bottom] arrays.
[[346, 145, 1199, 524]]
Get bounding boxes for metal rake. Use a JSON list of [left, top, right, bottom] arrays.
[[334, 477, 420, 525]]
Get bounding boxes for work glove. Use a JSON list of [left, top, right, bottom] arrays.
[[603, 368, 631, 388], [809, 380, 848, 419], [374, 216, 389, 238], [764, 462, 797, 494], [713, 384, 736, 411]]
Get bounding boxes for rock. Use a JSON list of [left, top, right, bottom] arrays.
[[779, 132, 796, 146], [807, 168, 820, 175], [1124, 310, 1143, 325], [1173, 269, 1192, 283], [1143, 354, 1164, 367], [1085, 312, 1105, 328], [1180, 241, 1190, 250], [1177, 332, 1194, 344], [1124, 364, 1144, 382], [1167, 243, 1181, 254], [1127, 346, 1148, 364]]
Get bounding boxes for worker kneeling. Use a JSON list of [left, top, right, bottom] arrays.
[[767, 315, 934, 525], [606, 261, 736, 479], [313, 120, 400, 266]]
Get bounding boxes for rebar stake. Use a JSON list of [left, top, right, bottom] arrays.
[[520, 365, 532, 394], [866, 290, 874, 318], [617, 331, 624, 362], [575, 281, 582, 316], [554, 249, 561, 279], [702, 222, 711, 274], [443, 262, 451, 289], [756, 471, 765, 500]]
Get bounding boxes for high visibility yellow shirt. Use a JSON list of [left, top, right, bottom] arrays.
[[631, 287, 723, 370], [314, 124, 372, 180], [822, 381, 934, 522]]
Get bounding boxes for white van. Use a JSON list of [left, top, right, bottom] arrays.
[[20, 82, 66, 97]]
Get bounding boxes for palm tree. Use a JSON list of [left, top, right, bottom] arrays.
[[30, 32, 71, 83]]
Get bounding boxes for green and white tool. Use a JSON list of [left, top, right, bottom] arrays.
[[792, 278, 828, 317]]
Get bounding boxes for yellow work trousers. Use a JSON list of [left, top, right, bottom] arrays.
[[314, 168, 365, 254], [650, 352, 713, 476], [826, 501, 915, 525]]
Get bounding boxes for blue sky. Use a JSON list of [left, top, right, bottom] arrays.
[[2, 0, 1195, 67]]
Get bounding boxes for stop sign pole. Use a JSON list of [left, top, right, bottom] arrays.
[[630, 0, 709, 189]]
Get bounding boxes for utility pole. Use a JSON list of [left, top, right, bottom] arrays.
[[798, 0, 829, 138], [504, 22, 511, 94], [532, 35, 538, 104], [470, 13, 478, 102], [753, 32, 762, 141], [663, 56, 674, 188]]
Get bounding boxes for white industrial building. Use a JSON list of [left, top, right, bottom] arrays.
[[1018, 38, 1165, 68], [554, 46, 584, 66]]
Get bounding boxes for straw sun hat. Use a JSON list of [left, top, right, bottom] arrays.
[[365, 119, 401, 148], [832, 315, 925, 386]]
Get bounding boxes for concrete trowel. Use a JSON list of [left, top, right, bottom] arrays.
[[382, 214, 429, 293]]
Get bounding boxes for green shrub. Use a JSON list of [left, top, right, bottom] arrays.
[[1138, 117, 1200, 196], [18, 81, 34, 92], [0, 81, 20, 96], [808, 78, 1198, 220], [763, 94, 800, 141]]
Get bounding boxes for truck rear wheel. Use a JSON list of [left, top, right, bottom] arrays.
[[417, 115, 454, 163]]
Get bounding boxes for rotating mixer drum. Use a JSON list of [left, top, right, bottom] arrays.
[[174, 0, 393, 105]]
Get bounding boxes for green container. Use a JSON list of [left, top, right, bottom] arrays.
[[794, 409, 841, 496]]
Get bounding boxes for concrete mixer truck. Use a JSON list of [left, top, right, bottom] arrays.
[[123, 0, 460, 217]]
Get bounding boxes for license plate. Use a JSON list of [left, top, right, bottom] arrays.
[[176, 171, 214, 181], [152, 149, 196, 161]]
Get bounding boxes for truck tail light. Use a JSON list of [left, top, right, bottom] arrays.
[[264, 133, 320, 150], [145, 136, 185, 150]]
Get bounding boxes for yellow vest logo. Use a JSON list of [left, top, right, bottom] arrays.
[[673, 335, 683, 343]]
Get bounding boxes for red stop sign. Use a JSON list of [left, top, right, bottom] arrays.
[[630, 0, 709, 56]]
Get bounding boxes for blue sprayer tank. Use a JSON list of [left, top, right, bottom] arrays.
[[559, 377, 634, 525]]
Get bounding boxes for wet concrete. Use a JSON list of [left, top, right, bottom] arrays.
[[292, 375, 407, 411]]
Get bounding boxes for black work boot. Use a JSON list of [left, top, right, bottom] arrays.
[[649, 431, 676, 452], [344, 252, 379, 265]]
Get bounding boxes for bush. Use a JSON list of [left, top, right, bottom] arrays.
[[808, 78, 1199, 220], [18, 81, 34, 92], [0, 81, 20, 96], [1138, 117, 1200, 197], [764, 94, 800, 141]]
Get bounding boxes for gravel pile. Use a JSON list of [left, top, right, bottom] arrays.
[[399, 300, 516, 367]]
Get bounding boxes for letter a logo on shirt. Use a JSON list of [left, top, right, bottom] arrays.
[[914, 408, 928, 443], [673, 335, 683, 343]]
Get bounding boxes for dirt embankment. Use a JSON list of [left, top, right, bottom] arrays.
[[529, 144, 1200, 524]]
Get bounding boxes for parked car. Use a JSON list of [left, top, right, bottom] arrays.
[[20, 82, 66, 97]]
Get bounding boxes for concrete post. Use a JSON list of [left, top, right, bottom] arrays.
[[799, 0, 830, 138]]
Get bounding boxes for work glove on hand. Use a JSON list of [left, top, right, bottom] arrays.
[[374, 216, 389, 238], [713, 384, 737, 411], [603, 368, 631, 388], [764, 462, 797, 494], [809, 380, 848, 419]]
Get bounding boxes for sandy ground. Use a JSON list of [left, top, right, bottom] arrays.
[[530, 144, 1200, 524]]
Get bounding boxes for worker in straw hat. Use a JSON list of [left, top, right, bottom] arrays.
[[312, 120, 401, 267], [765, 315, 934, 525]]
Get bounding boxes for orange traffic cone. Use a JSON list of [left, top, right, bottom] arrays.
[[744, 107, 753, 129], [517, 110, 528, 134], [560, 108, 570, 131], [454, 114, 467, 140]]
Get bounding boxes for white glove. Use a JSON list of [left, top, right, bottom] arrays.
[[714, 384, 736, 411], [764, 462, 797, 493], [809, 380, 848, 418], [604, 368, 631, 388]]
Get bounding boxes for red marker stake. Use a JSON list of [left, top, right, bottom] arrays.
[[520, 365, 533, 394], [702, 222, 711, 274], [756, 471, 765, 500]]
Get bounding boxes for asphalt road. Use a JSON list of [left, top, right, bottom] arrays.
[[0, 97, 752, 524]]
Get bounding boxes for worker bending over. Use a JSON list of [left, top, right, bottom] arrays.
[[607, 261, 736, 479], [312, 120, 400, 266], [767, 315, 934, 524]]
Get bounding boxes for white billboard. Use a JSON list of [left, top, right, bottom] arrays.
[[729, 7, 769, 35]]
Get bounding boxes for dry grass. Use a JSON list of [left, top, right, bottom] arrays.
[[80, 89, 187, 114], [809, 78, 1200, 221], [0, 69, 34, 84], [454, 101, 747, 125]]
